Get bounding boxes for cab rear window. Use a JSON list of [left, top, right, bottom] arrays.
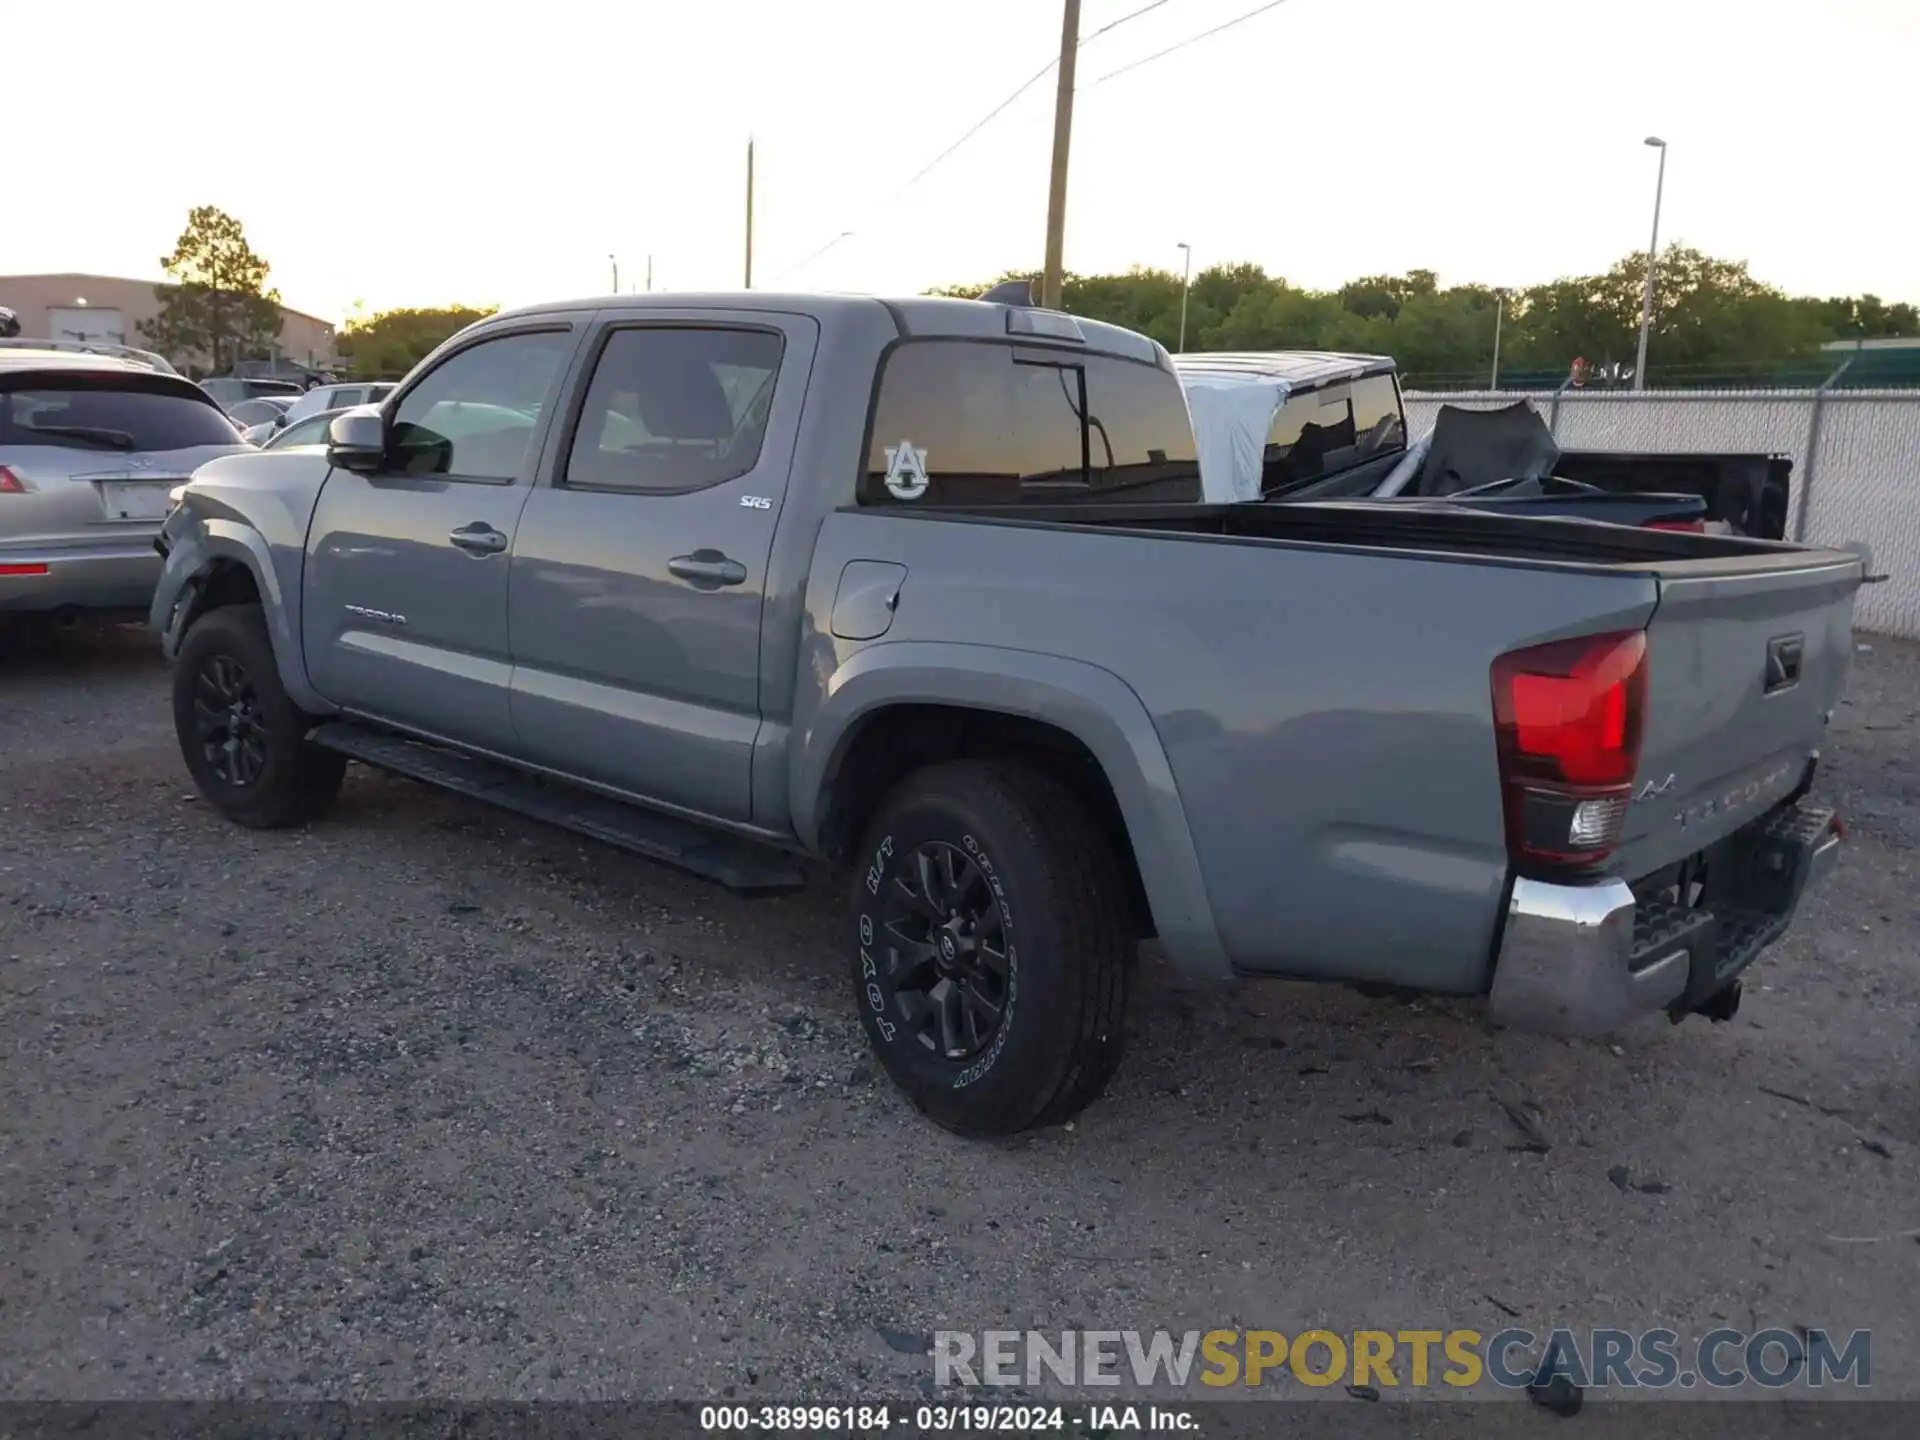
[[861, 340, 1200, 505], [1, 380, 239, 452]]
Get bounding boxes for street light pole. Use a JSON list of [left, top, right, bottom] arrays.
[[646, 254, 653, 293], [1176, 242, 1192, 354], [1490, 288, 1505, 389], [1039, 0, 1082, 310], [1634, 136, 1667, 392], [609, 254, 618, 293]]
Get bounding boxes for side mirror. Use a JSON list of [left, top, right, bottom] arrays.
[[326, 410, 386, 471]]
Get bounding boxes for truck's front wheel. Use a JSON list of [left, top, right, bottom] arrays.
[[173, 604, 346, 829], [851, 760, 1133, 1137]]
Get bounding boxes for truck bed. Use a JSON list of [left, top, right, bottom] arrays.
[[868, 497, 1840, 573], [815, 499, 1860, 992]]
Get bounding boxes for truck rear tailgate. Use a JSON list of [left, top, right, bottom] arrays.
[[1611, 550, 1861, 879]]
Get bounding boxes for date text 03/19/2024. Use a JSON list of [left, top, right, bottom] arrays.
[[696, 1404, 1194, 1432]]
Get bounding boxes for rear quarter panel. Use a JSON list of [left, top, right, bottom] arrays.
[[801, 511, 1660, 993]]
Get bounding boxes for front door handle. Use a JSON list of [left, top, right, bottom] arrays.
[[668, 550, 749, 589], [449, 523, 508, 556]]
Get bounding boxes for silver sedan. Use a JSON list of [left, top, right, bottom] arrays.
[[2, 351, 250, 619]]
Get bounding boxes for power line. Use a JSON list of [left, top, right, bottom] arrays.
[[901, 0, 1177, 189], [1087, 0, 1297, 87], [770, 0, 1181, 283], [1087, 0, 1179, 42]]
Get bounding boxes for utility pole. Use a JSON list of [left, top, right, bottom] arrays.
[[1040, 0, 1082, 310], [609, 254, 618, 293], [744, 138, 755, 289], [646, 254, 653, 293]]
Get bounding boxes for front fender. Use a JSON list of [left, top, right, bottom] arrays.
[[792, 641, 1230, 978], [149, 515, 329, 714]]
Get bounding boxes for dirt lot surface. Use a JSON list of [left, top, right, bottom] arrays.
[[3, 621, 1916, 1406]]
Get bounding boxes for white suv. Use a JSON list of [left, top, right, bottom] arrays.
[[274, 381, 396, 432]]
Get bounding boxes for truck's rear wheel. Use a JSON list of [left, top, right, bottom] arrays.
[[173, 604, 346, 829], [850, 759, 1133, 1137]]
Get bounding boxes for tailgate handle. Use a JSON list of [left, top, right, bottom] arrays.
[[1765, 633, 1804, 694]]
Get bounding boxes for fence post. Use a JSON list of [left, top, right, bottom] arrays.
[[1547, 378, 1572, 437], [1794, 357, 1854, 542]]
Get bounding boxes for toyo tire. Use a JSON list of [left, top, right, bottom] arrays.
[[850, 759, 1134, 1137], [173, 603, 346, 829]]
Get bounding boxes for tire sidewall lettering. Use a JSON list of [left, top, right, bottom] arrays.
[[864, 835, 895, 896], [860, 823, 1018, 1088], [950, 835, 1015, 1090]]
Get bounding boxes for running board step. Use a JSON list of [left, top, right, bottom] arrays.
[[307, 722, 806, 895]]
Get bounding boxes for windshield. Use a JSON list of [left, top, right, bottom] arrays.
[[1, 382, 241, 451]]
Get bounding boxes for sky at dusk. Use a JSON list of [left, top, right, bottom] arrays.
[[8, 0, 1916, 325]]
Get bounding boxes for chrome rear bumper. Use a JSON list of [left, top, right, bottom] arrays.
[[1488, 801, 1841, 1035]]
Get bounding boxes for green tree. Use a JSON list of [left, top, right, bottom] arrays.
[[932, 248, 1912, 387], [140, 206, 284, 376], [1799, 293, 1920, 340], [336, 305, 498, 379]]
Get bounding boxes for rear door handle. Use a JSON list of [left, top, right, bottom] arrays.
[[449, 523, 508, 556], [668, 550, 749, 589]]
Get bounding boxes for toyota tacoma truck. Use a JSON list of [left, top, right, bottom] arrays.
[[150, 291, 1859, 1136]]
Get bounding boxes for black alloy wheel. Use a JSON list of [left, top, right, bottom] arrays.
[[192, 652, 269, 788], [875, 840, 1011, 1061], [850, 759, 1136, 1136], [171, 602, 346, 829]]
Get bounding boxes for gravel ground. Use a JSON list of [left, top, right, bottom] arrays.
[[2, 620, 1916, 1405]]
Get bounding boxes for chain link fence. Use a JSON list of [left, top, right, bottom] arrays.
[[1402, 388, 1920, 639]]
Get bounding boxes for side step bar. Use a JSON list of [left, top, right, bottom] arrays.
[[308, 721, 807, 895]]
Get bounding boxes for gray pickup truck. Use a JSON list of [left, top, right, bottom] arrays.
[[151, 291, 1859, 1136]]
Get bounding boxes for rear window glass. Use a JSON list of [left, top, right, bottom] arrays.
[[861, 341, 1199, 505], [0, 383, 239, 452], [1261, 373, 1406, 493]]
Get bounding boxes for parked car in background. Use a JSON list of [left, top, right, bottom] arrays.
[[152, 291, 1856, 1135], [200, 376, 305, 412], [260, 407, 353, 449], [2, 348, 248, 620], [276, 381, 396, 431], [227, 395, 299, 434], [0, 336, 183, 376], [1175, 352, 1782, 536]]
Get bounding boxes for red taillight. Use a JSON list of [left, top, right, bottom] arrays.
[[1492, 630, 1648, 869], [1645, 518, 1705, 533], [0, 466, 26, 494], [0, 563, 50, 576]]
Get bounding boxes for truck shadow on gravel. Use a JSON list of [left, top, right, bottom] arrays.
[[306, 761, 1875, 1176], [0, 616, 163, 684]]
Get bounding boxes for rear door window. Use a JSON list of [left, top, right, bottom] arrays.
[[0, 382, 239, 452], [862, 341, 1198, 505], [1261, 373, 1406, 493]]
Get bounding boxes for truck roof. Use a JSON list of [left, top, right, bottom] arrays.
[[1172, 350, 1396, 388], [484, 292, 1168, 368]]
